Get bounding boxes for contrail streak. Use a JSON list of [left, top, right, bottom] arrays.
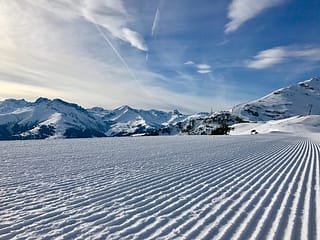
[[151, 7, 160, 37], [88, 16, 151, 100], [91, 19, 137, 83]]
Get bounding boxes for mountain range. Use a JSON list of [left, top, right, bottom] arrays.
[[0, 77, 319, 140]]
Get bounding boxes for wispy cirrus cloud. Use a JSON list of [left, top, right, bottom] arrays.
[[225, 0, 284, 33], [247, 46, 320, 69], [184, 61, 195, 65], [184, 61, 212, 74], [82, 0, 148, 51], [24, 0, 148, 51]]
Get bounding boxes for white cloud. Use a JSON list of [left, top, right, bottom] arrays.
[[196, 64, 211, 70], [121, 28, 148, 51], [225, 0, 284, 33], [247, 46, 320, 69], [197, 69, 212, 74], [82, 0, 148, 51], [184, 61, 212, 74], [22, 0, 148, 51], [292, 48, 320, 60], [184, 61, 195, 65], [247, 47, 287, 69]]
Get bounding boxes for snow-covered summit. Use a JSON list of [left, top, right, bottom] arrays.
[[89, 105, 189, 137], [232, 77, 320, 121], [0, 99, 31, 114], [0, 98, 106, 139], [0, 98, 190, 139]]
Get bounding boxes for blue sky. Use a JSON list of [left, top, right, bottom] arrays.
[[0, 0, 319, 113]]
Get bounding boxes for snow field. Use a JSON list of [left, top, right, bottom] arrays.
[[0, 135, 319, 239]]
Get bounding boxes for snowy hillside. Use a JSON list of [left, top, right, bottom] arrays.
[[231, 115, 320, 136], [232, 77, 320, 121]]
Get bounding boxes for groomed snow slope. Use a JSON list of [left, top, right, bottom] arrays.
[[231, 115, 320, 137], [1, 135, 319, 239]]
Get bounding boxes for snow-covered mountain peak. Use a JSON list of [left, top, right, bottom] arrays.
[[34, 98, 87, 113], [302, 76, 320, 83], [0, 98, 107, 140], [1, 98, 28, 104], [168, 109, 184, 116], [232, 77, 320, 121], [274, 76, 320, 94], [297, 77, 320, 91], [35, 97, 51, 104], [116, 105, 134, 112], [0, 98, 30, 114]]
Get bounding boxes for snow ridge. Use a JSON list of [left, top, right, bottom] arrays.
[[232, 77, 320, 121]]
